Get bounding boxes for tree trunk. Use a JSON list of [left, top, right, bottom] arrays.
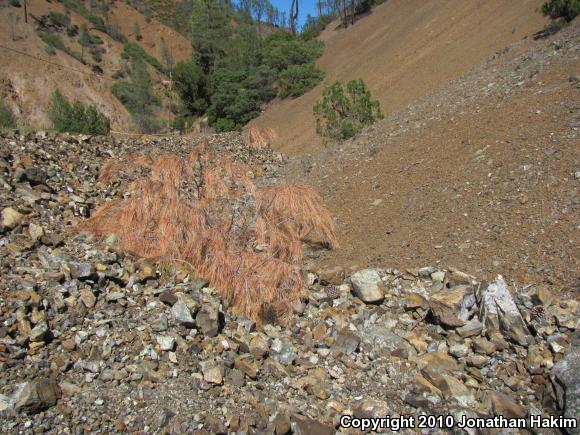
[[290, 0, 295, 34], [290, 0, 299, 35], [23, 0, 28, 24]]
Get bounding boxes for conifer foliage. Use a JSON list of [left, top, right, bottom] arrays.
[[170, 0, 325, 132], [48, 89, 110, 135], [314, 79, 383, 142], [541, 0, 580, 21]]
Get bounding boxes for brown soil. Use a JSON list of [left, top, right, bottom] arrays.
[[108, 2, 191, 63], [282, 21, 580, 295], [250, 0, 548, 155]]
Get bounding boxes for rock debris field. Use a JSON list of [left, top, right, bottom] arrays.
[[0, 131, 578, 434]]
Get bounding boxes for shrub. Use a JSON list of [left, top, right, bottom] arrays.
[[542, 19, 568, 35], [122, 41, 165, 73], [314, 79, 383, 142], [111, 58, 161, 133], [111, 82, 144, 114], [112, 59, 159, 110], [66, 25, 79, 37], [9, 0, 21, 7], [355, 0, 387, 14], [172, 114, 194, 132], [212, 117, 238, 132], [0, 100, 16, 130], [133, 22, 142, 41], [90, 47, 104, 63], [279, 63, 324, 97], [62, 0, 127, 42], [79, 24, 104, 46], [89, 47, 103, 63], [45, 44, 57, 56], [47, 11, 71, 28], [92, 64, 104, 75], [106, 24, 127, 42], [38, 31, 66, 51], [38, 31, 84, 63], [62, 0, 104, 29], [48, 89, 110, 135], [132, 113, 163, 134], [77, 146, 338, 324], [541, 0, 580, 21]]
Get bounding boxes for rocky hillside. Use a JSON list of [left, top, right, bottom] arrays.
[[0, 1, 579, 433], [0, 131, 578, 432], [282, 19, 580, 296], [0, 0, 190, 131]]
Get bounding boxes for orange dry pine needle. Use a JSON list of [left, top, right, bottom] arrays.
[[77, 147, 337, 324]]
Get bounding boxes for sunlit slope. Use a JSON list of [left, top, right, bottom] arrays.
[[250, 0, 547, 154]]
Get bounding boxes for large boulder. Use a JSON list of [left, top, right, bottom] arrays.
[[13, 378, 61, 414], [195, 301, 223, 337], [1, 207, 24, 231], [360, 324, 416, 358], [292, 415, 335, 435], [350, 269, 384, 304], [171, 300, 195, 328], [477, 275, 532, 346], [429, 285, 475, 327], [551, 332, 580, 435]]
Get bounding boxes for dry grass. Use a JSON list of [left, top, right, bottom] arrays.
[[98, 152, 153, 184], [248, 127, 278, 149], [77, 145, 337, 324]]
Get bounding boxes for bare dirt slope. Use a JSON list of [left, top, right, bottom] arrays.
[[108, 2, 191, 63], [0, 1, 190, 130], [287, 20, 579, 294], [250, 0, 548, 154]]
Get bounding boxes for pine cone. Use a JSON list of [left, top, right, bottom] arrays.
[[530, 305, 546, 322], [325, 285, 341, 300]]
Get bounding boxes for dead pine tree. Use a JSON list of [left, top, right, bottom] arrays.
[[290, 0, 299, 35], [316, 1, 325, 16], [79, 148, 338, 325], [253, 0, 266, 36]]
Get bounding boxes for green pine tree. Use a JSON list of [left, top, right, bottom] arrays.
[[190, 0, 232, 73]]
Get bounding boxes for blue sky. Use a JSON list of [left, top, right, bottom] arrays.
[[270, 0, 319, 27]]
